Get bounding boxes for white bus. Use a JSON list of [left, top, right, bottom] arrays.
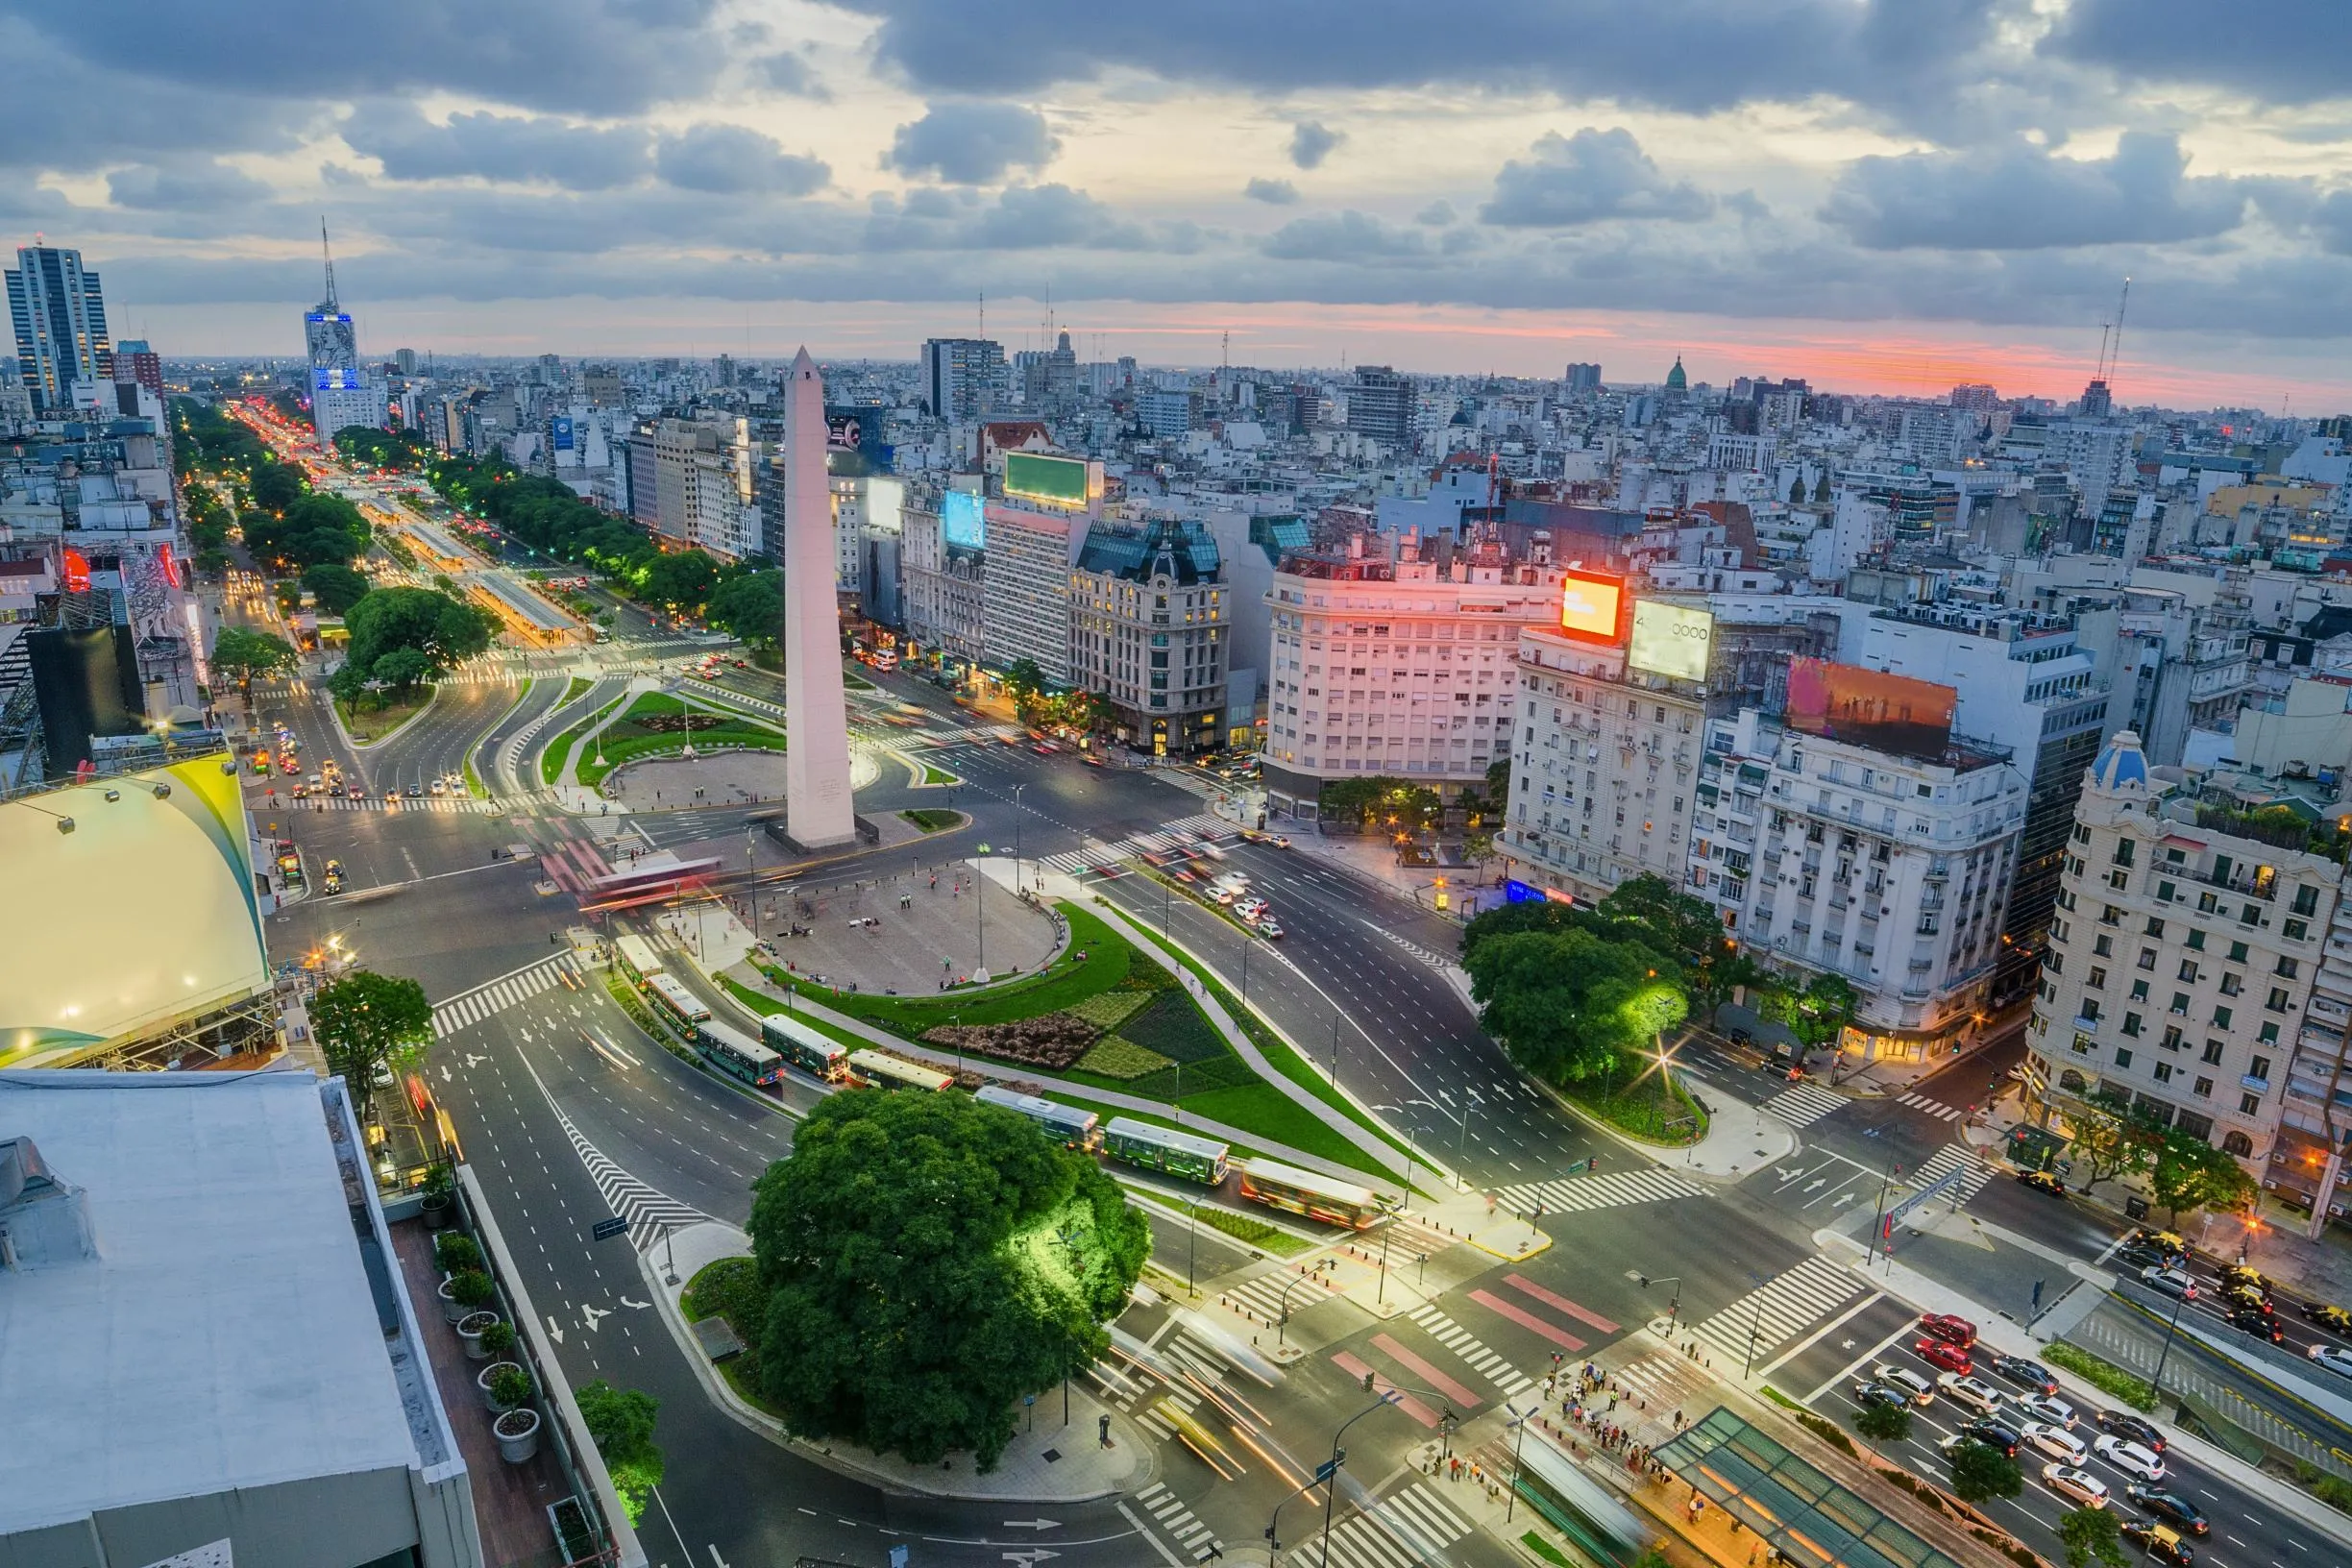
[[1103, 1117, 1230, 1185], [846, 1049, 954, 1092], [976, 1085, 1103, 1150], [614, 934, 664, 987], [1236, 1158, 1388, 1230], [695, 1019, 786, 1088], [645, 972, 712, 1028]]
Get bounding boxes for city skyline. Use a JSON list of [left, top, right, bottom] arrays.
[[8, 2, 2352, 409]]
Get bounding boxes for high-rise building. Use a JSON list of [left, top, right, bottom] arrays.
[[110, 337, 162, 399], [920, 337, 1008, 421], [393, 347, 418, 376], [1070, 519, 1229, 757], [1345, 365, 1413, 450], [304, 224, 385, 437], [1564, 362, 1604, 395], [7, 243, 110, 413]]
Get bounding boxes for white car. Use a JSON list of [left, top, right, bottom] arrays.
[[1938, 1374, 2005, 1416], [1870, 1364, 1935, 1405], [2092, 1435, 2165, 1482], [2044, 1464, 2110, 1508], [2021, 1422, 2088, 1462], [2141, 1265, 2196, 1299], [2015, 1391, 2076, 1428], [2310, 1344, 2352, 1381]]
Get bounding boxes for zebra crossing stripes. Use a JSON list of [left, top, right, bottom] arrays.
[[1404, 1303, 1536, 1394], [1219, 1266, 1340, 1327], [1761, 1079, 1850, 1128], [1287, 1482, 1473, 1568], [1492, 1166, 1710, 1218], [1898, 1091, 1965, 1121], [272, 795, 500, 813], [1041, 814, 1245, 879], [1904, 1142, 1996, 1205], [1688, 1255, 1871, 1372], [520, 1052, 708, 1250], [431, 954, 580, 1039], [1134, 1482, 1223, 1561]]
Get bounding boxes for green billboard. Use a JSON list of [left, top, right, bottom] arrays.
[[1004, 452, 1090, 506]]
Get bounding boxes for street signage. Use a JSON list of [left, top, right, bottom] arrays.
[[591, 1216, 628, 1240], [1314, 1458, 1339, 1483]]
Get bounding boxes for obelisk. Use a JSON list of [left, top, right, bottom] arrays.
[[781, 347, 856, 847]]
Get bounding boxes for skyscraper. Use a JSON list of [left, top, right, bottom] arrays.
[[919, 337, 1007, 421], [1345, 364, 1413, 449], [7, 243, 111, 413], [304, 222, 385, 437]]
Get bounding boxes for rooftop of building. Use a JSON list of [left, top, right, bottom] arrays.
[[0, 1069, 433, 1537], [1075, 517, 1222, 585]]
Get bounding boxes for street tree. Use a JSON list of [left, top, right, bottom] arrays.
[[2149, 1131, 2259, 1225], [1000, 657, 1049, 703], [346, 585, 496, 674], [747, 1089, 1149, 1468], [1585, 875, 1753, 1011], [2057, 1505, 2127, 1568], [1464, 927, 1686, 1087], [310, 970, 433, 1125], [706, 570, 784, 649], [2068, 1090, 2166, 1195], [1762, 971, 1859, 1052], [209, 625, 298, 689], [640, 549, 719, 611], [1855, 1402, 1912, 1443], [370, 646, 432, 698], [302, 563, 372, 616], [1946, 1438, 2023, 1503], [575, 1381, 664, 1526]]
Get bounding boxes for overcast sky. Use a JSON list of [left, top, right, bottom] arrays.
[[14, 0, 2352, 407]]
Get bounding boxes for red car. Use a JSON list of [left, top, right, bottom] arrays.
[[1920, 1312, 1978, 1349], [1916, 1338, 1972, 1375]]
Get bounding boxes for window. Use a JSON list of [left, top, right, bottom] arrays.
[[2153, 1061, 2173, 1084], [2186, 928, 2206, 951], [2260, 1021, 2281, 1045], [2085, 966, 2106, 991], [2101, 905, 2123, 927], [2267, 987, 2293, 1013], [2161, 1025, 2184, 1051], [2121, 1012, 2144, 1038], [2212, 1005, 2233, 1028], [2168, 992, 2190, 1016], [2219, 973, 2242, 997], [2157, 880, 2178, 902], [2177, 959, 2200, 982], [2201, 1039, 2224, 1065], [2294, 883, 2320, 917], [2240, 1093, 2263, 1116], [2094, 935, 2114, 959], [2228, 940, 2249, 963], [2286, 918, 2311, 941], [2145, 917, 2166, 939], [2193, 1076, 2214, 1098], [2137, 948, 2158, 971], [2277, 956, 2301, 980], [2108, 869, 2130, 891], [2223, 1130, 2255, 1158], [2251, 1055, 2272, 1082], [2114, 840, 2136, 867], [2115, 1048, 2135, 1069], [2131, 980, 2150, 1003]]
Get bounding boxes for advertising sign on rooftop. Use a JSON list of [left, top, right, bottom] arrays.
[[1629, 600, 1714, 681], [1556, 568, 1629, 648], [1004, 452, 1091, 507], [1785, 657, 1958, 761], [941, 491, 986, 551]]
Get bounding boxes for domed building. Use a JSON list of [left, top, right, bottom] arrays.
[[1664, 355, 1688, 394]]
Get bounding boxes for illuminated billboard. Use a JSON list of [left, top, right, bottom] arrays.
[[1004, 452, 1091, 507], [1629, 600, 1714, 680], [1556, 569, 1629, 647], [1785, 657, 1958, 761], [941, 491, 986, 551]]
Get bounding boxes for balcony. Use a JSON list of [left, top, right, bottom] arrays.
[[2242, 1073, 2272, 1093]]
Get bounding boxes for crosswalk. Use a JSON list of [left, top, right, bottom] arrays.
[[1287, 1481, 1474, 1568], [432, 953, 581, 1040], [1492, 1166, 1710, 1219], [1761, 1079, 1850, 1128], [1903, 1142, 1996, 1206], [1040, 813, 1243, 876], [1687, 1254, 1872, 1373], [520, 1050, 708, 1250], [1405, 1303, 1537, 1395], [269, 795, 500, 813], [921, 723, 1027, 747], [1133, 1482, 1223, 1562], [1897, 1090, 1965, 1121], [1220, 1263, 1344, 1327]]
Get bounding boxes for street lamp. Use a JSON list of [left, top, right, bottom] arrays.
[[1011, 784, 1025, 892], [1503, 1400, 1535, 1524], [2148, 1286, 2191, 1404], [1639, 1274, 1684, 1339]]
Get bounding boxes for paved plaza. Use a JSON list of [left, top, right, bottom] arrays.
[[749, 858, 1065, 994]]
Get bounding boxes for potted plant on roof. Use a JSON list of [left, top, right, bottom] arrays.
[[419, 1162, 453, 1231], [457, 1309, 501, 1360], [482, 1359, 533, 1413], [433, 1232, 480, 1278], [494, 1403, 542, 1464], [443, 1266, 495, 1325], [478, 1319, 517, 1362]]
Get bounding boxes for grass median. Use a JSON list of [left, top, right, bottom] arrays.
[[575, 691, 785, 788]]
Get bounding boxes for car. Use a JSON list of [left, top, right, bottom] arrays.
[[2094, 1411, 2165, 1453], [2307, 1343, 2352, 1380], [2128, 1228, 2189, 1262], [322, 873, 344, 895], [2218, 1284, 2272, 1316], [2141, 1266, 2196, 1299], [2217, 1264, 2269, 1292], [346, 784, 365, 798], [2228, 1307, 2285, 1343], [1851, 1381, 1914, 1413], [1213, 887, 1240, 905], [2016, 1391, 2077, 1428], [2119, 1522, 2195, 1565], [1172, 869, 1196, 883], [1256, 920, 1285, 940], [1031, 743, 1056, 755], [2044, 1464, 2110, 1508], [307, 772, 322, 787], [1920, 1312, 1978, 1348], [2305, 1303, 2352, 1334], [291, 784, 309, 798], [1870, 1364, 1935, 1405], [1081, 755, 1106, 769], [323, 860, 343, 877], [2118, 1243, 2176, 1272], [1727, 1026, 1754, 1047], [281, 758, 302, 774], [2125, 1483, 2210, 1534], [1956, 1417, 2022, 1458], [2094, 1434, 2166, 1482], [1915, 1337, 1972, 1375], [429, 779, 447, 796], [2019, 1169, 2069, 1196], [1937, 1374, 2004, 1415], [404, 783, 424, 798], [1992, 1354, 2059, 1394]]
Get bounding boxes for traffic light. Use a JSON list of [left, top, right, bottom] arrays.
[[1362, 1371, 1377, 1393]]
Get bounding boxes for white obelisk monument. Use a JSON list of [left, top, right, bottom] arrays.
[[781, 347, 857, 847]]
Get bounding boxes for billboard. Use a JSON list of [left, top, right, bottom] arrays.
[[1556, 568, 1629, 647], [1785, 657, 1958, 761], [1004, 452, 1091, 506], [1629, 600, 1714, 681], [941, 490, 986, 551], [551, 416, 575, 452]]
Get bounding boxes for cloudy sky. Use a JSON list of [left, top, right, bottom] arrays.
[[12, 0, 2352, 406]]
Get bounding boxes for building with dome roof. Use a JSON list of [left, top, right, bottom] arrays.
[[2022, 728, 2347, 1181], [1663, 355, 1688, 395]]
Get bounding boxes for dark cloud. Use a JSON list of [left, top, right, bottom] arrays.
[[655, 124, 829, 195], [0, 17, 319, 172], [1480, 129, 1712, 227], [1289, 121, 1344, 169], [2042, 1, 2352, 108], [0, 0, 729, 117], [1262, 209, 1430, 261], [863, 183, 1144, 250], [1415, 200, 1458, 226], [1244, 177, 1301, 205], [755, 49, 832, 100], [343, 105, 651, 189], [106, 158, 277, 212], [1823, 132, 2259, 250], [885, 102, 1059, 184]]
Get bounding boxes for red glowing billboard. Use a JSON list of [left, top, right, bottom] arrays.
[[1785, 657, 1958, 761], [1556, 569, 1629, 647]]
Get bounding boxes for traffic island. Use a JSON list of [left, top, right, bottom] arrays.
[[750, 859, 1064, 995]]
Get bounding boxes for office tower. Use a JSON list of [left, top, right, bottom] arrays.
[[1565, 362, 1603, 395], [1345, 365, 1413, 449], [782, 348, 856, 848], [304, 223, 384, 437], [7, 244, 110, 413], [920, 337, 1007, 421], [394, 348, 418, 375], [111, 338, 162, 398]]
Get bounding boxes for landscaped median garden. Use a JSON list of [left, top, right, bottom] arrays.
[[539, 689, 788, 788], [733, 900, 1417, 1183]]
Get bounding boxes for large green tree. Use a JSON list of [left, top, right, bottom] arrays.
[[310, 970, 433, 1125], [706, 570, 784, 649], [1855, 1401, 1912, 1443], [2149, 1131, 2259, 1225], [370, 646, 433, 698], [1583, 875, 1753, 1010], [641, 549, 720, 611], [1762, 971, 1859, 1051], [210, 625, 298, 688], [346, 585, 497, 674], [2057, 1506, 2127, 1568], [1947, 1438, 2023, 1504], [748, 1090, 1149, 1468], [1464, 927, 1687, 1086], [302, 563, 372, 616], [575, 1381, 665, 1526], [2067, 1090, 2168, 1195], [245, 492, 371, 569]]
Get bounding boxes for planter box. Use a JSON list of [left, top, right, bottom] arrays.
[[478, 1360, 528, 1411], [436, 1277, 468, 1324], [456, 1311, 499, 1360], [494, 1406, 542, 1464]]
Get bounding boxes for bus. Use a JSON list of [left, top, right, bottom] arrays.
[[1236, 1158, 1389, 1230], [846, 1049, 954, 1092], [613, 934, 665, 988], [976, 1085, 1102, 1151], [696, 1019, 786, 1088], [760, 1012, 848, 1083], [646, 972, 712, 1028], [1103, 1117, 1230, 1185]]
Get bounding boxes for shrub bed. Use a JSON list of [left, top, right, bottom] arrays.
[[1075, 1037, 1173, 1079], [919, 1012, 1099, 1070], [2046, 1342, 2156, 1411]]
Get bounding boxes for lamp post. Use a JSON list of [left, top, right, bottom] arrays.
[[1741, 1269, 1770, 1380], [2149, 1286, 2191, 1405], [1011, 784, 1025, 892], [1503, 1400, 1535, 1524], [1640, 1274, 1684, 1339]]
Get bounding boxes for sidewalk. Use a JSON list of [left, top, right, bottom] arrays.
[[1538, 1068, 1797, 1184], [643, 1221, 1154, 1502]]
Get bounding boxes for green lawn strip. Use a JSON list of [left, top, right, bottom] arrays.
[[562, 675, 591, 705], [2044, 1342, 2156, 1412], [900, 808, 962, 833], [462, 756, 487, 798], [1557, 1074, 1709, 1146], [754, 903, 1132, 1031], [922, 764, 958, 785], [1519, 1534, 1574, 1567], [577, 728, 785, 787], [334, 684, 435, 743], [541, 692, 625, 783], [1111, 1178, 1311, 1257], [1174, 1083, 1388, 1177], [715, 976, 869, 1049], [605, 972, 700, 1067]]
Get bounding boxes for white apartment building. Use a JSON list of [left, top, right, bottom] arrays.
[[899, 492, 987, 673], [2025, 732, 2342, 1172], [983, 499, 1081, 685], [1695, 709, 2027, 1060], [1260, 532, 1567, 818]]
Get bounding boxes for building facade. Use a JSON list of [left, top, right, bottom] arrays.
[[921, 336, 1009, 421], [1069, 519, 1228, 757], [982, 501, 1079, 684], [8, 244, 110, 413]]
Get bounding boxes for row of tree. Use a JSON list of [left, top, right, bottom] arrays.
[[2060, 1087, 2258, 1223], [999, 657, 1115, 734]]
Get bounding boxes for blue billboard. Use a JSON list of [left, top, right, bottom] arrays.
[[942, 491, 985, 551], [551, 416, 575, 452]]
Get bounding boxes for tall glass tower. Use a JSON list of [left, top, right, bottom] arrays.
[[7, 243, 111, 413]]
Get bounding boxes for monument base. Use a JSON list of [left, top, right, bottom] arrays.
[[764, 814, 882, 857]]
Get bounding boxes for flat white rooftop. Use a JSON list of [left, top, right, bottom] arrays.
[[0, 1069, 421, 1535]]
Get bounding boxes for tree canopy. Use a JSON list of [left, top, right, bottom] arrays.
[[2149, 1130, 2258, 1224], [2065, 1090, 2168, 1195], [1464, 925, 1686, 1086], [1946, 1438, 2022, 1503], [302, 563, 372, 616], [747, 1089, 1149, 1468], [245, 492, 371, 569], [310, 970, 433, 1125], [706, 570, 784, 648], [575, 1380, 664, 1526], [209, 625, 297, 688], [642, 549, 721, 611], [345, 585, 497, 675], [2057, 1505, 2127, 1568]]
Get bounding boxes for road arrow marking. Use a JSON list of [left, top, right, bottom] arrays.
[[438, 1066, 452, 1083], [545, 1316, 564, 1344], [1001, 1554, 1059, 1566], [621, 1294, 652, 1310], [1835, 1193, 1857, 1206], [1803, 1179, 1826, 1192], [1002, 1519, 1062, 1531], [582, 1305, 611, 1332], [1779, 1165, 1805, 1179]]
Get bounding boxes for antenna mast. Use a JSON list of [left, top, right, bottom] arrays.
[[2109, 275, 2131, 384], [2095, 322, 2112, 382], [978, 290, 985, 342], [319, 217, 338, 311]]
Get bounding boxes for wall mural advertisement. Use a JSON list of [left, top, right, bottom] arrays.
[[1784, 657, 1958, 761], [1556, 568, 1629, 647], [1629, 600, 1714, 680]]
